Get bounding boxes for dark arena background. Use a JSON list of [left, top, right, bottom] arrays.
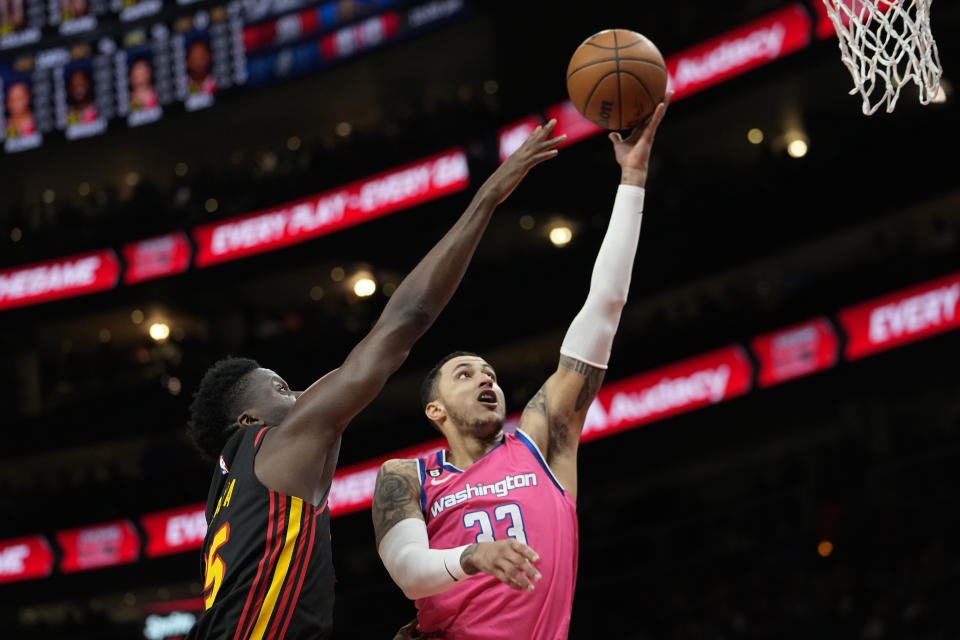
[[1, 1, 959, 638]]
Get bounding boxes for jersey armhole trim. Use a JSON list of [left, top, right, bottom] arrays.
[[515, 429, 566, 494], [417, 458, 427, 517]]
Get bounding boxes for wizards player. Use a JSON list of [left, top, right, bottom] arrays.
[[184, 122, 566, 639], [372, 95, 671, 639]]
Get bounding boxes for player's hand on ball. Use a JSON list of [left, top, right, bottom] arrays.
[[459, 540, 542, 592], [481, 119, 566, 204], [610, 91, 672, 186]]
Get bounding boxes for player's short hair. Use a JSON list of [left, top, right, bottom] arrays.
[[187, 356, 260, 461], [420, 351, 481, 411]]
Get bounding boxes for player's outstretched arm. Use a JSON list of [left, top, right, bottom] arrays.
[[256, 124, 566, 499], [372, 460, 541, 601], [517, 94, 672, 501]]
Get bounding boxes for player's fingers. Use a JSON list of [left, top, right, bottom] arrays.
[[646, 95, 671, 133], [499, 562, 535, 591], [608, 131, 623, 144], [651, 101, 668, 126], [527, 119, 555, 143], [522, 125, 544, 147], [510, 540, 540, 563], [624, 127, 643, 145], [502, 548, 527, 566], [532, 149, 559, 163], [502, 550, 541, 581], [518, 558, 542, 582], [540, 133, 567, 148], [497, 569, 529, 591], [493, 566, 526, 591], [637, 112, 663, 144]]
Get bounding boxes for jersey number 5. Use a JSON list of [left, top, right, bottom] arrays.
[[463, 503, 527, 545], [203, 523, 230, 610]]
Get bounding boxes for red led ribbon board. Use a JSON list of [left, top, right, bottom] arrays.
[[122, 232, 192, 285], [666, 4, 811, 100], [0, 249, 120, 310], [57, 520, 140, 573], [580, 345, 753, 442], [141, 504, 208, 558], [193, 148, 469, 267], [838, 272, 960, 360], [751, 317, 839, 387], [0, 536, 54, 584]]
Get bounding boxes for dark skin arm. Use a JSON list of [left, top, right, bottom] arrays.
[[256, 123, 566, 505]]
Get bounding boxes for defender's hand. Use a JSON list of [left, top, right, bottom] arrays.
[[481, 119, 566, 204], [459, 540, 542, 592], [610, 91, 672, 187]]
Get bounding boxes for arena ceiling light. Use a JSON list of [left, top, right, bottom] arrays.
[[549, 225, 573, 247], [352, 272, 376, 297], [787, 138, 809, 158], [148, 322, 170, 342]]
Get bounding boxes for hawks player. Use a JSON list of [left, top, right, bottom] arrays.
[[372, 95, 672, 639], [184, 122, 566, 640]]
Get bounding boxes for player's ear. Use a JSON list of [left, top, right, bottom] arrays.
[[237, 411, 263, 428], [425, 400, 445, 423]]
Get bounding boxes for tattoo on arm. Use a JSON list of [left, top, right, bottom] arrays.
[[372, 461, 422, 547], [524, 385, 547, 416], [559, 355, 606, 411], [460, 544, 479, 575]]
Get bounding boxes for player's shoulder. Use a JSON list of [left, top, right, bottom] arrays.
[[378, 458, 419, 477], [374, 459, 422, 503]]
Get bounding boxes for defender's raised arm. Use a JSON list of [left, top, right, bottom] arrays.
[[255, 122, 566, 502]]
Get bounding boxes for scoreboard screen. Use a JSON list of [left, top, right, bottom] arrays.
[[0, 0, 468, 153]]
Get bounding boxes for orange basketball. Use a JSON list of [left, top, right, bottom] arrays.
[[566, 29, 667, 130]]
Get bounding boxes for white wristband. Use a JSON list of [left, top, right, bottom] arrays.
[[378, 518, 471, 600]]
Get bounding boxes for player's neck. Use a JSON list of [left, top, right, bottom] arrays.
[[444, 428, 503, 470]]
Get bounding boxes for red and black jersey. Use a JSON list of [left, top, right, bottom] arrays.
[[187, 426, 334, 640]]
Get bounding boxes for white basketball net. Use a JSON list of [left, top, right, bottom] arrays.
[[821, 0, 943, 114]]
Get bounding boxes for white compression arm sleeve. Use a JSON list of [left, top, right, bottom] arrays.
[[560, 184, 645, 369], [377, 518, 472, 600]]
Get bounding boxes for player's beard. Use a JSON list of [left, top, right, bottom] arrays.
[[446, 403, 503, 438]]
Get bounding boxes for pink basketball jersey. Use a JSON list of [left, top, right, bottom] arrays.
[[415, 430, 579, 639]]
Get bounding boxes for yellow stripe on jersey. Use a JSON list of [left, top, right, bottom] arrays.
[[224, 478, 236, 507], [249, 497, 303, 640], [212, 478, 236, 520]]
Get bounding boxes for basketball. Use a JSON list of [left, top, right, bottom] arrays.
[[566, 29, 668, 130]]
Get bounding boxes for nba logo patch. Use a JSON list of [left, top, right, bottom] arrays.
[[219, 455, 229, 475], [428, 469, 442, 478]]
